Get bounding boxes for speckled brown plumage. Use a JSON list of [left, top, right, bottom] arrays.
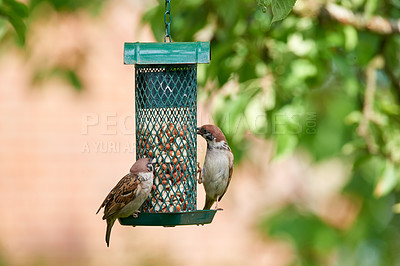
[[96, 158, 154, 247], [97, 172, 142, 220]]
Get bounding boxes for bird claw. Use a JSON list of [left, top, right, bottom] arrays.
[[214, 198, 222, 211], [132, 210, 141, 218], [197, 162, 202, 184]]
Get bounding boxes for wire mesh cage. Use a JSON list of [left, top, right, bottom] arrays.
[[119, 42, 215, 226], [136, 64, 197, 213]]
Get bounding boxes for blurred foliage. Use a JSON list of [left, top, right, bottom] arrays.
[[32, 66, 84, 91], [0, 0, 107, 90], [0, 0, 104, 44], [0, 0, 29, 44], [29, 0, 105, 12], [143, 0, 400, 265]]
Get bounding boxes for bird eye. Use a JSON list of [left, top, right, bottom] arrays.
[[206, 133, 213, 141]]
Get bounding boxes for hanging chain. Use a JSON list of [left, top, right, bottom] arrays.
[[164, 0, 172, 42]]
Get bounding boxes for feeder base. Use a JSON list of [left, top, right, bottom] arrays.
[[118, 210, 217, 227]]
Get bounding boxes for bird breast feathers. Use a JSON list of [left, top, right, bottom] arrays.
[[102, 171, 153, 219], [204, 149, 231, 175]]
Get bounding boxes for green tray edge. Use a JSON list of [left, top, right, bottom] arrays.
[[118, 210, 217, 227]]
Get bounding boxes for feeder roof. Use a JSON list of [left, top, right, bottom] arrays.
[[124, 42, 210, 65]]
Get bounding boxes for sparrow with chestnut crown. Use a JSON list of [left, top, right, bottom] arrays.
[[197, 125, 234, 210]]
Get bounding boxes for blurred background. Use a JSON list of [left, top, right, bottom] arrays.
[[1, 0, 400, 265]]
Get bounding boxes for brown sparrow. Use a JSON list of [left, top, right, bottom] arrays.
[[197, 125, 234, 210], [96, 158, 154, 247]]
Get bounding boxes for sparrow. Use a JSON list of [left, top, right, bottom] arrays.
[[197, 124, 234, 210], [96, 158, 154, 247]]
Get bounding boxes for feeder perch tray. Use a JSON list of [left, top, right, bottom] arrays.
[[119, 209, 217, 227]]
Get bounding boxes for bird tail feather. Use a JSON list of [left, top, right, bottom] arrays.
[[105, 218, 116, 247], [96, 204, 103, 215], [203, 197, 215, 210]]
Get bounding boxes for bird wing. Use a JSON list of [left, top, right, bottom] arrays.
[[218, 151, 234, 201], [97, 172, 141, 220]]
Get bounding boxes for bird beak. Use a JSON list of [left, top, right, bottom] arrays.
[[197, 127, 201, 135]]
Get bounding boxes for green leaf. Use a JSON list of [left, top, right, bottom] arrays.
[[365, 0, 378, 18], [3, 0, 28, 18], [343, 26, 358, 51], [275, 134, 298, 158], [0, 17, 7, 40], [0, 0, 28, 44], [271, 0, 297, 23], [374, 161, 398, 198], [66, 70, 83, 91], [393, 203, 400, 213], [7, 11, 26, 44]]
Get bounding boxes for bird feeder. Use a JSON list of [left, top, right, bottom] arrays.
[[117, 41, 216, 227]]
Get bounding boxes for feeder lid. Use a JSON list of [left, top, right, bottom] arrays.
[[124, 42, 210, 65]]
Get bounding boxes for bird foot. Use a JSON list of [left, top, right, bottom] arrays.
[[197, 162, 202, 184], [132, 210, 140, 218], [215, 208, 224, 211]]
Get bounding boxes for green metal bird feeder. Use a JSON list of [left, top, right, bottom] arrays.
[[118, 0, 216, 227]]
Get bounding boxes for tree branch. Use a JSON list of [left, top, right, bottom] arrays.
[[295, 2, 400, 35], [357, 56, 384, 154]]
